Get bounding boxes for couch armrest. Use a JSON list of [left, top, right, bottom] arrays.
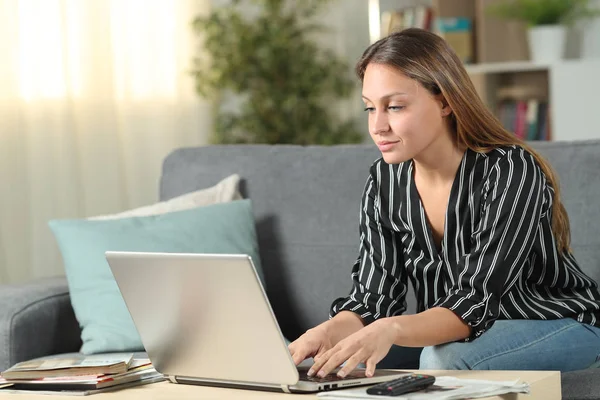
[[0, 277, 82, 371]]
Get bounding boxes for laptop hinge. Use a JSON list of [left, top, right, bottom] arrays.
[[280, 385, 291, 393]]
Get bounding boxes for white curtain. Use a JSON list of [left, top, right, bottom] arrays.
[[0, 0, 212, 284]]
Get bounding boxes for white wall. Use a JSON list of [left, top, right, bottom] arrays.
[[316, 0, 371, 138], [550, 60, 600, 141], [581, 0, 600, 59]]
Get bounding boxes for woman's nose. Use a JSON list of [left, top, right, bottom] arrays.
[[370, 111, 390, 135]]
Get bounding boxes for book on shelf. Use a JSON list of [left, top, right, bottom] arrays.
[[379, 6, 473, 65], [380, 5, 433, 37], [435, 17, 473, 64], [497, 99, 551, 141], [1, 352, 134, 380]]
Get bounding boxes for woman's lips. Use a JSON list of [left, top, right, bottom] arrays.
[[377, 140, 400, 152]]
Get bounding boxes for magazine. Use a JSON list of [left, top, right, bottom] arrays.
[[0, 375, 165, 396], [4, 366, 161, 390], [317, 376, 530, 400], [0, 356, 165, 396], [1, 353, 134, 379]]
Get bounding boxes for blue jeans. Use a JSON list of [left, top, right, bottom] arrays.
[[378, 319, 600, 373]]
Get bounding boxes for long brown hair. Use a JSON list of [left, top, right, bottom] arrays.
[[356, 28, 571, 254]]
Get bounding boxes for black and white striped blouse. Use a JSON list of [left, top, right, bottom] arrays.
[[330, 145, 600, 341]]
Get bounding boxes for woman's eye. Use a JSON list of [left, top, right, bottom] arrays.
[[388, 106, 405, 111], [363, 107, 375, 113]]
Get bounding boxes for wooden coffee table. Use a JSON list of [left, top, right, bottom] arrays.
[[0, 370, 561, 399]]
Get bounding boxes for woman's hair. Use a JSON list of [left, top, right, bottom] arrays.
[[356, 28, 571, 254]]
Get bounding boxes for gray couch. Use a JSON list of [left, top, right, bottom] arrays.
[[1, 140, 599, 399]]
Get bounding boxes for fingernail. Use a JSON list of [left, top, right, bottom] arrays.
[[307, 369, 314, 377], [337, 371, 346, 378], [318, 371, 326, 378]]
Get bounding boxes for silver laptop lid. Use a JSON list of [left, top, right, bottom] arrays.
[[106, 251, 299, 386]]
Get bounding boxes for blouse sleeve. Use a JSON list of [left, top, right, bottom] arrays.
[[434, 148, 546, 341], [330, 164, 408, 325]]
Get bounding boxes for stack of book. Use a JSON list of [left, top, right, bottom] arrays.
[[0, 352, 164, 395], [379, 6, 473, 64], [380, 5, 434, 37], [497, 99, 551, 141]]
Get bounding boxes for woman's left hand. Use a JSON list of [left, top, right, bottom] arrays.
[[307, 317, 398, 379]]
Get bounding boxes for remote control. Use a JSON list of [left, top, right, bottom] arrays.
[[366, 373, 435, 396]]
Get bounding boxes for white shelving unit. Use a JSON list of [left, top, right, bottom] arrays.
[[368, 0, 600, 142], [548, 59, 600, 141], [467, 59, 600, 141], [464, 61, 551, 75]]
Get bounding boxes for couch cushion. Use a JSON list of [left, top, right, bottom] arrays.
[[562, 369, 600, 400], [528, 140, 600, 284], [49, 199, 262, 354], [88, 174, 242, 220]]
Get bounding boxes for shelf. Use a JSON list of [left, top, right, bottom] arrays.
[[464, 58, 600, 75], [465, 61, 550, 75], [367, 0, 600, 141]]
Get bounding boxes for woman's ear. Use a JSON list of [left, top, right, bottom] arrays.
[[441, 105, 452, 117], [437, 95, 452, 117]]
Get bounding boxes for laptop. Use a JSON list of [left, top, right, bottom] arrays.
[[105, 251, 409, 393]]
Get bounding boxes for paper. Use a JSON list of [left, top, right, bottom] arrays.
[[317, 376, 530, 400]]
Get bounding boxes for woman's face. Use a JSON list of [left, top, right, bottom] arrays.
[[361, 63, 450, 164]]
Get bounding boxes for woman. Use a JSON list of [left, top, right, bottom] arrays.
[[288, 28, 600, 378]]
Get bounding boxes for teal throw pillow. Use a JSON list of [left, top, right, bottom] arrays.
[[49, 199, 263, 354]]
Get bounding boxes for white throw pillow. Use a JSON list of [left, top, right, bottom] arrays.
[[89, 174, 243, 220]]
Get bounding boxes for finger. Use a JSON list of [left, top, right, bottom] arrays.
[[312, 345, 331, 363], [336, 352, 365, 378], [290, 345, 312, 366], [294, 350, 314, 366], [365, 357, 377, 378], [308, 348, 332, 376], [292, 351, 305, 366], [316, 348, 353, 378]]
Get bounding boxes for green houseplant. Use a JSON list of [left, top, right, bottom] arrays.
[[191, 0, 364, 145], [487, 0, 600, 62]]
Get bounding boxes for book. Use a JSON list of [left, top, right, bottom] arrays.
[[1, 353, 134, 380], [514, 100, 528, 139], [0, 354, 165, 396], [5, 365, 161, 391], [526, 99, 539, 141], [0, 374, 165, 396], [380, 6, 433, 38], [434, 17, 473, 64]]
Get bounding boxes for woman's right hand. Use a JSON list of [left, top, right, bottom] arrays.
[[288, 325, 334, 366]]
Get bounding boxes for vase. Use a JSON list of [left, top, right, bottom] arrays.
[[527, 25, 567, 63]]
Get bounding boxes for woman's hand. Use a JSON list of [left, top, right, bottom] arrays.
[[308, 318, 398, 378], [288, 326, 334, 366]]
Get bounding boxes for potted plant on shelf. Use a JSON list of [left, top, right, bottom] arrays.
[[488, 0, 600, 62], [190, 0, 363, 145]]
